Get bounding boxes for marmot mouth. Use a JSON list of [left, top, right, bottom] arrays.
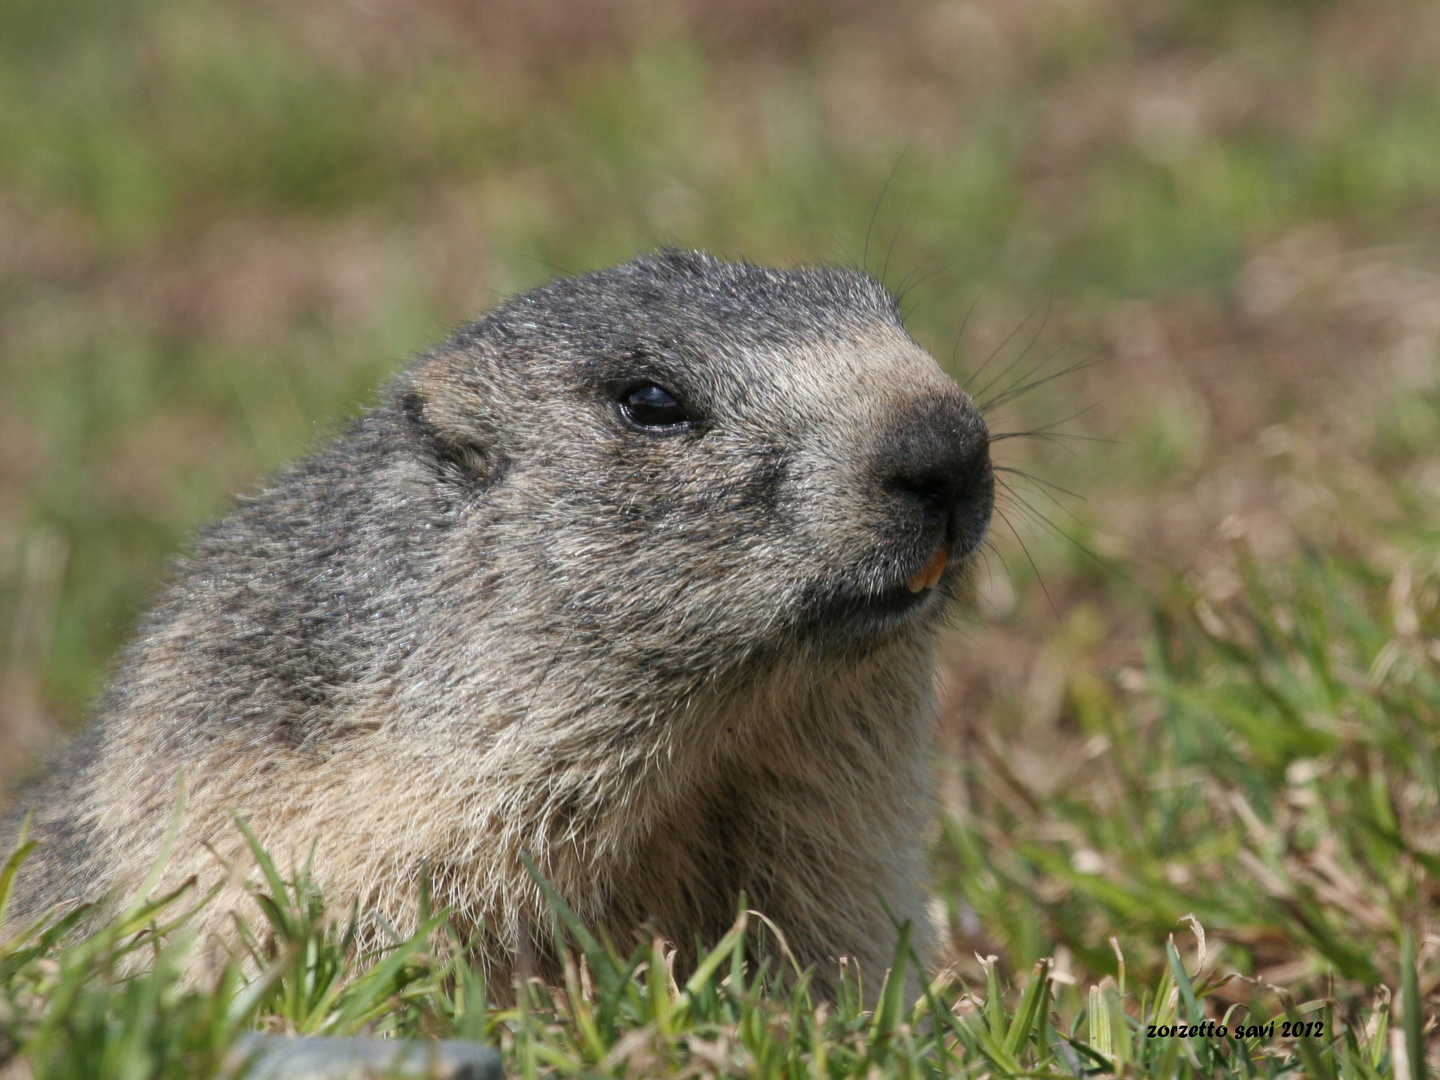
[[798, 565, 948, 643]]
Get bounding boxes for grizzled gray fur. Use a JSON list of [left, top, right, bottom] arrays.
[[6, 250, 993, 997]]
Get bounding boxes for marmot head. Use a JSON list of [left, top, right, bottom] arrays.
[[396, 250, 992, 694]]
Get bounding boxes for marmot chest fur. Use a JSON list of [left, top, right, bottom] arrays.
[[9, 250, 994, 996]]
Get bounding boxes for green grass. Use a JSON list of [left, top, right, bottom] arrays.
[[0, 803, 1417, 1079]]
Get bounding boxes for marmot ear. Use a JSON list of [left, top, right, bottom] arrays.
[[399, 358, 504, 487]]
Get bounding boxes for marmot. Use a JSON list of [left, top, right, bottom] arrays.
[[7, 250, 993, 997]]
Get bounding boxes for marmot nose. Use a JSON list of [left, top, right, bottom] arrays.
[[877, 394, 992, 533]]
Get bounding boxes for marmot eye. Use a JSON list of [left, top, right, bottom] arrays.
[[621, 384, 690, 429]]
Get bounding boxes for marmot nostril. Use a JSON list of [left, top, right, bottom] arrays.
[[877, 395, 992, 530], [890, 470, 954, 526]]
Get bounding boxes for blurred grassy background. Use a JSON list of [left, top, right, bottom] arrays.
[[5, 0, 1440, 1025]]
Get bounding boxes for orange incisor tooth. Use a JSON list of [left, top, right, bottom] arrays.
[[906, 547, 949, 593]]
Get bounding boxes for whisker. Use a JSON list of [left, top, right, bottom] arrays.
[[863, 143, 911, 275], [976, 346, 1061, 411], [994, 489, 1060, 535], [971, 545, 1013, 617], [826, 226, 859, 270], [988, 429, 1104, 443], [993, 504, 1057, 617], [992, 478, 1083, 530], [978, 538, 1021, 615], [987, 536, 1027, 590], [979, 350, 1105, 415], [895, 264, 944, 315], [516, 253, 576, 280], [993, 465, 1085, 503], [950, 291, 983, 374], [961, 297, 1047, 397], [988, 404, 1100, 439], [881, 203, 913, 288], [971, 295, 1053, 407], [994, 433, 1084, 463], [997, 486, 1128, 585]]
